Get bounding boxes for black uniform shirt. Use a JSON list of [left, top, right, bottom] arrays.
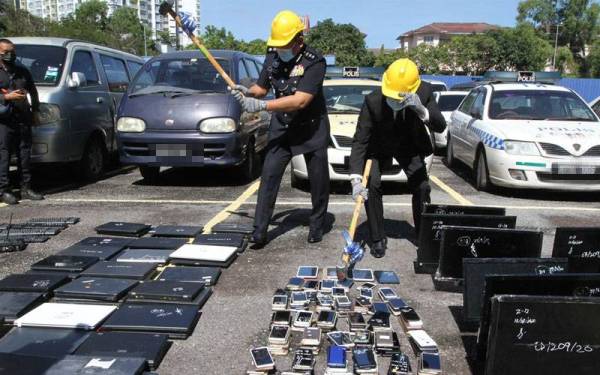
[[0, 62, 39, 123], [256, 45, 329, 155]]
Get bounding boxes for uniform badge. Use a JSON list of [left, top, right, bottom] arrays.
[[290, 64, 305, 77]]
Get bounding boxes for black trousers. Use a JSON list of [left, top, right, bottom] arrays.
[[254, 143, 329, 235], [365, 155, 431, 242], [0, 122, 32, 192]]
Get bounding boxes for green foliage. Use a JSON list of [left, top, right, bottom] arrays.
[[306, 18, 374, 66], [492, 24, 553, 71], [587, 40, 600, 78]]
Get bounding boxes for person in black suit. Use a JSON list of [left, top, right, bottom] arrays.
[[349, 58, 446, 258], [230, 10, 330, 248]]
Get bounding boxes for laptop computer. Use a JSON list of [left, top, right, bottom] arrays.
[[0, 292, 46, 323], [75, 237, 133, 248], [0, 273, 69, 293], [30, 255, 99, 273], [95, 222, 152, 237], [58, 244, 125, 261], [128, 287, 212, 310], [0, 353, 60, 374], [211, 222, 254, 235], [194, 233, 247, 253], [100, 303, 201, 339], [128, 280, 204, 302], [15, 302, 117, 330], [115, 249, 173, 264], [157, 266, 221, 286], [26, 217, 80, 225], [128, 237, 188, 250], [44, 355, 146, 375], [151, 225, 203, 238], [81, 261, 157, 280], [169, 244, 237, 268], [74, 332, 170, 371], [0, 327, 90, 358], [54, 277, 138, 302]]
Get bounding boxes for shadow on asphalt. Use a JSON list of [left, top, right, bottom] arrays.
[[295, 181, 412, 196], [267, 209, 335, 243], [444, 157, 600, 202], [355, 219, 417, 246], [132, 167, 253, 187]]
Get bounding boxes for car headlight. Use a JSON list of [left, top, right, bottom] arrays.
[[34, 103, 61, 125], [199, 118, 236, 133], [504, 141, 540, 156], [117, 117, 146, 133]]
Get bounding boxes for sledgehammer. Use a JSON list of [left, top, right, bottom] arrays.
[[159, 0, 236, 88]]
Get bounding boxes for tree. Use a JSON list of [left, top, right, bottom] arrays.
[[198, 25, 239, 50], [445, 34, 502, 75], [55, 0, 109, 45], [555, 45, 577, 75], [106, 7, 151, 55], [306, 19, 374, 66], [491, 25, 553, 71], [373, 47, 405, 68], [587, 40, 600, 77], [517, 0, 559, 33], [239, 39, 267, 55]]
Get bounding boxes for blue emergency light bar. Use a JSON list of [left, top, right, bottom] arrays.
[[483, 71, 561, 84], [326, 66, 385, 80]]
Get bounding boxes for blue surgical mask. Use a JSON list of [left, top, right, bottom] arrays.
[[386, 97, 408, 112], [277, 48, 295, 62]]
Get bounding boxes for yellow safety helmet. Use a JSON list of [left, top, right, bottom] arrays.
[[381, 58, 421, 99], [267, 10, 305, 48]]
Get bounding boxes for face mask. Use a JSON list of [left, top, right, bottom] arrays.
[[1, 51, 16, 64], [277, 48, 296, 62], [386, 97, 408, 112]]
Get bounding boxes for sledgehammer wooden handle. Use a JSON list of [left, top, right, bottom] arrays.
[[349, 159, 372, 240]]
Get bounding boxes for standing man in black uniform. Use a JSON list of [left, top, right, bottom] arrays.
[[349, 58, 445, 258], [0, 39, 43, 205], [231, 10, 330, 248]]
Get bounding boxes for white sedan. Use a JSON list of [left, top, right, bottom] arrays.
[[447, 80, 600, 191], [432, 91, 468, 153]]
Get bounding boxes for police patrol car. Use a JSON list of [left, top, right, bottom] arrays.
[[290, 66, 433, 186], [447, 71, 600, 191]]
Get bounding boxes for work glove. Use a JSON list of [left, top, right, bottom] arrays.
[[351, 177, 368, 201], [238, 96, 267, 113], [404, 93, 429, 122], [227, 85, 248, 102]]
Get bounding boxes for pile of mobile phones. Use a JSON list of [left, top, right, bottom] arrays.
[[268, 324, 291, 355]]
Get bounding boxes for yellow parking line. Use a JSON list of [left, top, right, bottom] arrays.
[[429, 175, 473, 206], [202, 180, 261, 234]]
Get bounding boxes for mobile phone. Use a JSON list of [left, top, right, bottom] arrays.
[[351, 268, 374, 282], [355, 296, 372, 308], [269, 325, 290, 343], [272, 310, 292, 325], [372, 302, 389, 314], [304, 280, 319, 290], [378, 287, 398, 301], [320, 279, 335, 293], [287, 277, 304, 290], [388, 298, 408, 311], [272, 295, 288, 310], [317, 310, 337, 325], [250, 347, 274, 369], [335, 295, 351, 307], [317, 293, 334, 307], [327, 345, 346, 368], [400, 307, 421, 322], [297, 266, 319, 279], [325, 267, 338, 280], [360, 288, 373, 300], [353, 330, 371, 346], [408, 330, 438, 351], [353, 347, 377, 369], [349, 312, 366, 325], [327, 331, 344, 346], [420, 352, 442, 372], [294, 311, 313, 327], [360, 282, 376, 290], [291, 291, 308, 303], [332, 287, 346, 296], [389, 353, 412, 374]]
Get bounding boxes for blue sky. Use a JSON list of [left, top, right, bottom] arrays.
[[202, 0, 522, 48]]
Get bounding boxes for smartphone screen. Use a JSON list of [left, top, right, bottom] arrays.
[[304, 280, 319, 289], [270, 325, 289, 339], [321, 280, 335, 290], [380, 288, 397, 299], [296, 311, 312, 323], [353, 347, 373, 367], [349, 313, 365, 324], [421, 352, 441, 370], [360, 288, 373, 299], [401, 307, 421, 321], [273, 310, 291, 323], [372, 302, 389, 314], [388, 298, 407, 310], [336, 296, 350, 304], [292, 291, 307, 302], [332, 287, 346, 296], [297, 266, 318, 278], [273, 296, 287, 305], [352, 269, 373, 280], [251, 347, 273, 367], [360, 282, 376, 290], [327, 331, 344, 346]]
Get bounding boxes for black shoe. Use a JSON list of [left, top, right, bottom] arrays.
[[370, 239, 387, 258], [307, 228, 323, 243], [250, 232, 267, 249], [1, 192, 17, 205], [21, 188, 44, 201]]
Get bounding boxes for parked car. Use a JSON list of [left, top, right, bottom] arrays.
[[116, 50, 270, 182], [424, 79, 447, 92], [589, 96, 600, 117], [290, 67, 433, 186], [431, 91, 469, 153], [11, 37, 144, 180], [447, 71, 600, 191]]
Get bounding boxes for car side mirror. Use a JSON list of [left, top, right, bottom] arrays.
[[67, 72, 86, 89]]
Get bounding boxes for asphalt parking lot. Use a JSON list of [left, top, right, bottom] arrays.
[[2, 156, 600, 374]]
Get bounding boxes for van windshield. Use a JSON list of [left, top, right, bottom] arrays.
[[15, 45, 67, 86], [130, 57, 231, 95]]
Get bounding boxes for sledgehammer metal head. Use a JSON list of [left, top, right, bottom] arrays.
[[336, 230, 365, 281], [159, 0, 175, 16]]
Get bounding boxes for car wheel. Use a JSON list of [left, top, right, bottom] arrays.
[[474, 148, 491, 192], [445, 135, 455, 167], [78, 137, 105, 181], [238, 139, 259, 182], [140, 166, 160, 183]]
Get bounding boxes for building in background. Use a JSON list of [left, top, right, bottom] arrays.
[[398, 22, 497, 51]]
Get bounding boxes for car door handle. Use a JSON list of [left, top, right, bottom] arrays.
[[96, 97, 104, 103]]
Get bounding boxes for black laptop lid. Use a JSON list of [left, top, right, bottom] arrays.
[[81, 261, 156, 280], [151, 225, 203, 238], [76, 237, 133, 248], [0, 353, 59, 374], [115, 249, 173, 264], [95, 222, 151, 237], [44, 355, 146, 375], [59, 244, 124, 261], [0, 292, 45, 321], [0, 327, 90, 358], [128, 281, 204, 302], [54, 277, 138, 301], [0, 273, 69, 293], [128, 237, 188, 250], [74, 332, 169, 370], [211, 222, 254, 235], [101, 303, 200, 334], [31, 255, 99, 273], [194, 233, 245, 248], [157, 266, 221, 286]]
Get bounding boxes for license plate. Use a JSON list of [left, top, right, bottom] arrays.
[[156, 144, 187, 157], [552, 163, 600, 175]]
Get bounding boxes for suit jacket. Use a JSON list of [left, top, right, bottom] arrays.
[[349, 81, 446, 175]]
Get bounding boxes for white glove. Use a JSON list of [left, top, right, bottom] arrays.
[[404, 93, 429, 122], [351, 177, 368, 201]]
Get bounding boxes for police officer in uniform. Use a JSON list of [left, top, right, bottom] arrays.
[[231, 10, 330, 247], [0, 39, 43, 205], [349, 59, 445, 258]]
